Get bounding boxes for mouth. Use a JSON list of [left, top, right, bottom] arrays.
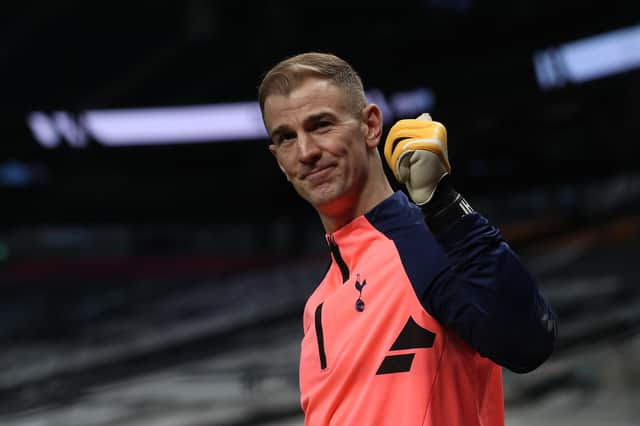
[[304, 165, 335, 182]]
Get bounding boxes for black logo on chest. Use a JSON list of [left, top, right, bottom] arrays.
[[376, 317, 436, 375]]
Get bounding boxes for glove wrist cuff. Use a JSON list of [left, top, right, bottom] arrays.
[[421, 175, 474, 234]]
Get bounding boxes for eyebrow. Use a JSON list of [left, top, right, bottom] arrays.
[[305, 111, 337, 124], [269, 110, 338, 141]]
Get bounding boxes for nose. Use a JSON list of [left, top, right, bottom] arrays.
[[298, 133, 321, 163]]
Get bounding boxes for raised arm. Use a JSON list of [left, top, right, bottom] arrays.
[[422, 176, 556, 372], [384, 114, 557, 373]]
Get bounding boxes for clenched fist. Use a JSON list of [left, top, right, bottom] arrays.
[[383, 113, 451, 205]]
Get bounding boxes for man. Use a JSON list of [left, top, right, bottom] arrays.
[[258, 52, 556, 426]]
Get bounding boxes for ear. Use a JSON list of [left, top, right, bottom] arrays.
[[269, 144, 291, 181], [362, 104, 383, 149]]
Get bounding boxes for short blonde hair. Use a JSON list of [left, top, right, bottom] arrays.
[[258, 52, 367, 117]]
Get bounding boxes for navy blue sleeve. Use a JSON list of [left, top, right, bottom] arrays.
[[423, 212, 557, 373]]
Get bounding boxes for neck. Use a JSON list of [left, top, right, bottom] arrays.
[[318, 167, 394, 234]]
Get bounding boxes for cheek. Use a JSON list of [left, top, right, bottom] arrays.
[[345, 139, 367, 166], [275, 151, 297, 176], [333, 140, 352, 157]]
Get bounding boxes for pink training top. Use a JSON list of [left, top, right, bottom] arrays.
[[299, 195, 504, 426]]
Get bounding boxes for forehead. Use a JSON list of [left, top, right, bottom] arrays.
[[263, 78, 350, 129]]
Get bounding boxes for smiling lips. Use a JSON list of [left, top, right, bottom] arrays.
[[304, 165, 335, 183]]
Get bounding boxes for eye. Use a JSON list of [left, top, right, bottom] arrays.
[[313, 121, 331, 131], [276, 132, 296, 145]]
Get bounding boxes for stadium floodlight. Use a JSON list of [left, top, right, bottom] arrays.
[[534, 24, 640, 90], [27, 112, 60, 148], [84, 102, 268, 146]]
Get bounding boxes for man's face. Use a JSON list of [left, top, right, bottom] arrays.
[[264, 78, 372, 211]]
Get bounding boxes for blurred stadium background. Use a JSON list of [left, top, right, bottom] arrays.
[[2, 1, 640, 424]]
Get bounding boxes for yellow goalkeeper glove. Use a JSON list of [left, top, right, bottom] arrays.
[[383, 113, 451, 205]]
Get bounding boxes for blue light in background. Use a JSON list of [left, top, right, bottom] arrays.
[[0, 160, 49, 188]]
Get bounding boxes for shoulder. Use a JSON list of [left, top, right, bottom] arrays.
[[365, 191, 448, 282]]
